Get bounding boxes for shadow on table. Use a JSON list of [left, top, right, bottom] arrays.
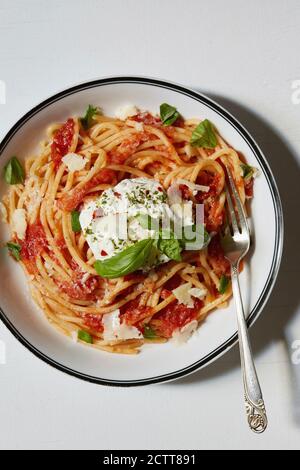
[[171, 93, 300, 416]]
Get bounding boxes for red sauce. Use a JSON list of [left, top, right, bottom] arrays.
[[131, 112, 179, 142], [58, 168, 116, 211], [82, 313, 104, 333], [179, 184, 191, 200], [205, 198, 224, 232], [245, 177, 254, 198], [155, 299, 203, 338], [161, 126, 176, 139], [108, 133, 149, 164], [20, 223, 48, 273], [164, 274, 182, 291], [120, 299, 152, 326], [161, 289, 172, 300], [55, 235, 67, 251], [49, 234, 72, 267], [51, 118, 75, 169], [194, 171, 224, 232], [208, 235, 230, 277], [133, 112, 162, 126], [195, 171, 220, 202], [56, 273, 98, 300], [88, 169, 117, 187]]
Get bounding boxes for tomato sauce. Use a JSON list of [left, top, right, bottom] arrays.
[[245, 177, 254, 198], [82, 313, 104, 333], [165, 274, 183, 291], [195, 171, 220, 202], [108, 133, 150, 164], [205, 198, 224, 232], [154, 298, 203, 338], [194, 171, 224, 232], [56, 272, 98, 300], [160, 289, 172, 300], [120, 299, 152, 326], [207, 235, 230, 277], [179, 184, 191, 200], [51, 118, 75, 169], [132, 112, 162, 126], [58, 168, 116, 211], [20, 223, 48, 274]]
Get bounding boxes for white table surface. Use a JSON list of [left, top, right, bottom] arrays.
[[0, 0, 300, 450]]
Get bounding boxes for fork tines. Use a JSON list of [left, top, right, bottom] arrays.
[[225, 166, 250, 236]]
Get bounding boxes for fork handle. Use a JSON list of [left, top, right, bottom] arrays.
[[231, 264, 268, 433]]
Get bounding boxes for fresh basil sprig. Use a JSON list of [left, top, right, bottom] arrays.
[[78, 330, 93, 344], [71, 210, 81, 233], [190, 119, 217, 148], [6, 242, 21, 261], [81, 105, 100, 130], [143, 325, 157, 339], [158, 230, 182, 262], [160, 103, 180, 126], [219, 275, 229, 294], [136, 215, 182, 261], [240, 163, 254, 179], [94, 238, 158, 279], [4, 157, 25, 185], [136, 214, 210, 257]]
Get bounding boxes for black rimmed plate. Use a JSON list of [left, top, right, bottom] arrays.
[[0, 77, 283, 386]]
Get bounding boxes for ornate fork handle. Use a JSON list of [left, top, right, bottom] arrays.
[[231, 264, 268, 434]]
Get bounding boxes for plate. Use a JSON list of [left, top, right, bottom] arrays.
[[0, 77, 283, 386]]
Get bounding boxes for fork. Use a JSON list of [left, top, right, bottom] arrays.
[[221, 167, 268, 434]]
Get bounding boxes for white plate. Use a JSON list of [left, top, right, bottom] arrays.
[[0, 77, 283, 386]]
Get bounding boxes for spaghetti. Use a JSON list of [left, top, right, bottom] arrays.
[[2, 104, 255, 354]]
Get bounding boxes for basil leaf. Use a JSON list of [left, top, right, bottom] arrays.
[[71, 210, 81, 233], [160, 103, 180, 126], [218, 275, 229, 294], [136, 215, 211, 259], [6, 242, 21, 261], [4, 157, 25, 185], [158, 230, 182, 261], [136, 215, 182, 261], [143, 325, 157, 339], [240, 163, 254, 179], [94, 238, 157, 279], [78, 330, 93, 344], [81, 105, 100, 130], [190, 119, 217, 148]]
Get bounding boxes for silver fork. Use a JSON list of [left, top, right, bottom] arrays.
[[221, 167, 268, 434]]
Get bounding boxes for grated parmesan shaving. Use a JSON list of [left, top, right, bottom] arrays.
[[102, 309, 143, 341], [171, 320, 198, 345], [12, 209, 27, 240], [62, 153, 88, 173], [115, 105, 138, 121], [176, 178, 210, 193]]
